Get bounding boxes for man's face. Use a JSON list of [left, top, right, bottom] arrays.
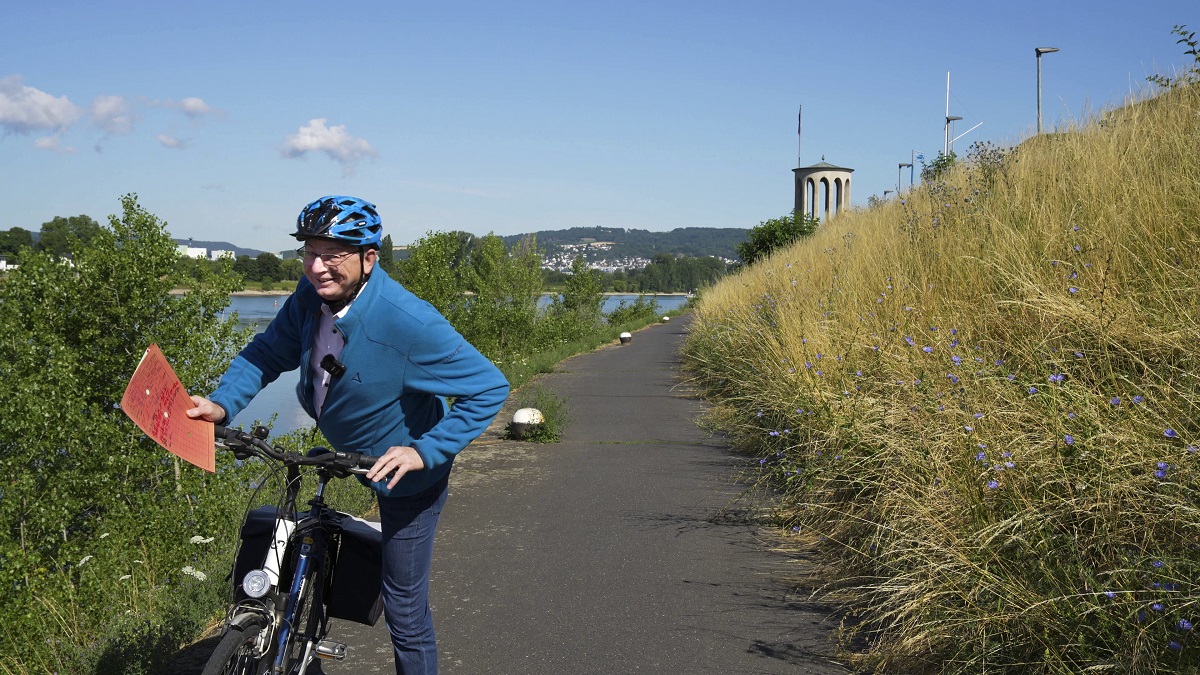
[[301, 238, 377, 304]]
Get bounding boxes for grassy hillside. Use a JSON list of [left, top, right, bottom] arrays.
[[682, 83, 1199, 672]]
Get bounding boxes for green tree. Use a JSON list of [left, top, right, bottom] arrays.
[[0, 195, 252, 671], [37, 214, 103, 258], [397, 230, 473, 315], [920, 150, 958, 183], [233, 254, 259, 282], [561, 255, 603, 314], [458, 234, 543, 359], [0, 227, 34, 260], [735, 212, 819, 265], [255, 251, 283, 282], [378, 233, 397, 275]]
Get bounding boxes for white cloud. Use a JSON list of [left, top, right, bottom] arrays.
[[157, 133, 184, 149], [90, 95, 136, 135], [176, 97, 215, 117], [34, 134, 75, 154], [151, 96, 219, 118], [0, 75, 82, 134], [281, 118, 377, 175]]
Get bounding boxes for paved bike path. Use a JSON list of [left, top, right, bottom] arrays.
[[328, 315, 846, 674], [172, 315, 848, 673]]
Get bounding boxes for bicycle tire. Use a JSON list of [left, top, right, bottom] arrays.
[[277, 552, 328, 674], [201, 618, 269, 675]]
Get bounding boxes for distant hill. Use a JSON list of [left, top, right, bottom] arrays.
[[499, 226, 747, 260], [173, 239, 265, 258], [177, 226, 749, 264]]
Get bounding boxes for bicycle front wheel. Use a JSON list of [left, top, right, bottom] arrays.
[[201, 619, 268, 675]]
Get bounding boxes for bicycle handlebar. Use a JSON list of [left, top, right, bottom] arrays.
[[214, 424, 377, 475]]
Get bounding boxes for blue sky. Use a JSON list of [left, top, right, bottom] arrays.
[[1, 1, 1194, 252]]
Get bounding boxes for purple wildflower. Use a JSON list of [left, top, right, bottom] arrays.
[[1064, 435, 1074, 445], [1165, 429, 1178, 439]]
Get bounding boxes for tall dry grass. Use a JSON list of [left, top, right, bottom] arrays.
[[683, 84, 1200, 673]]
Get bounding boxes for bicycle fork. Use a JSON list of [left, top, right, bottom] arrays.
[[273, 532, 324, 673]]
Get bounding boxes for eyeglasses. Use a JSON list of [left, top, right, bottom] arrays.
[[297, 247, 357, 267]]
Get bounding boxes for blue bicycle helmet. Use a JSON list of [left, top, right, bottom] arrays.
[[293, 195, 382, 248]]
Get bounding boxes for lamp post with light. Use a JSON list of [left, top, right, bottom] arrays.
[[1036, 47, 1059, 133], [898, 163, 912, 193]]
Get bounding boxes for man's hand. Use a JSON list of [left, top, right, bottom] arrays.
[[186, 395, 227, 423], [366, 446, 426, 489]]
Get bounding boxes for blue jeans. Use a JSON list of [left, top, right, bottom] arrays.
[[378, 474, 448, 674]]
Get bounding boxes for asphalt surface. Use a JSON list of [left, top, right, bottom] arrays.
[[174, 315, 848, 674]]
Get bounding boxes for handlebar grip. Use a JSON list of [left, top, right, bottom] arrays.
[[351, 452, 379, 469]]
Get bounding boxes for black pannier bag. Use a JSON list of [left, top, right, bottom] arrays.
[[326, 512, 385, 626]]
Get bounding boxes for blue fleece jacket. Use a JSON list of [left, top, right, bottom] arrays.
[[210, 268, 510, 497]]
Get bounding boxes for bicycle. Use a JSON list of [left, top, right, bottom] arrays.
[[201, 425, 385, 675]]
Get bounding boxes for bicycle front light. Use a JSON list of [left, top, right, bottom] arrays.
[[242, 569, 271, 598]]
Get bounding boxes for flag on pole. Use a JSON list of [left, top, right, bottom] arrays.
[[797, 107, 802, 136]]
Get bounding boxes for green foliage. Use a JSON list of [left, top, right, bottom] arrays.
[[735, 212, 819, 265], [919, 149, 958, 183], [456, 234, 543, 361], [0, 194, 253, 673], [536, 257, 605, 346], [605, 295, 660, 326], [396, 230, 474, 315], [1147, 24, 1199, 88], [378, 233, 397, 275], [504, 385, 570, 443], [0, 226, 34, 261], [36, 214, 103, 258]]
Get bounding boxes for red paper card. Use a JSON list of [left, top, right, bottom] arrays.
[[121, 344, 215, 472]]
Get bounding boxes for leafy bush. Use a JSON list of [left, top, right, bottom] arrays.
[[735, 212, 819, 265], [0, 195, 254, 673], [606, 295, 660, 326]]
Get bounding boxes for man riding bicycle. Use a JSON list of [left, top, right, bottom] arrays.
[[187, 195, 509, 674]]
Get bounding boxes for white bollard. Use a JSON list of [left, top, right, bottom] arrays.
[[510, 407, 544, 440]]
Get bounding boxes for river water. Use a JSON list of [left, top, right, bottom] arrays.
[[223, 293, 690, 435]]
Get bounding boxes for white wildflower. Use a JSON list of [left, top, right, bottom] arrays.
[[189, 535, 214, 545], [119, 575, 132, 581], [78, 555, 93, 566], [100, 533, 110, 539], [181, 566, 208, 581]]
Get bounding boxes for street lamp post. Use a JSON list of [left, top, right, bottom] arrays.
[[944, 115, 962, 155], [898, 163, 912, 193], [1036, 47, 1059, 133]]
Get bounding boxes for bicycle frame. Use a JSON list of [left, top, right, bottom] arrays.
[[205, 426, 382, 675]]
